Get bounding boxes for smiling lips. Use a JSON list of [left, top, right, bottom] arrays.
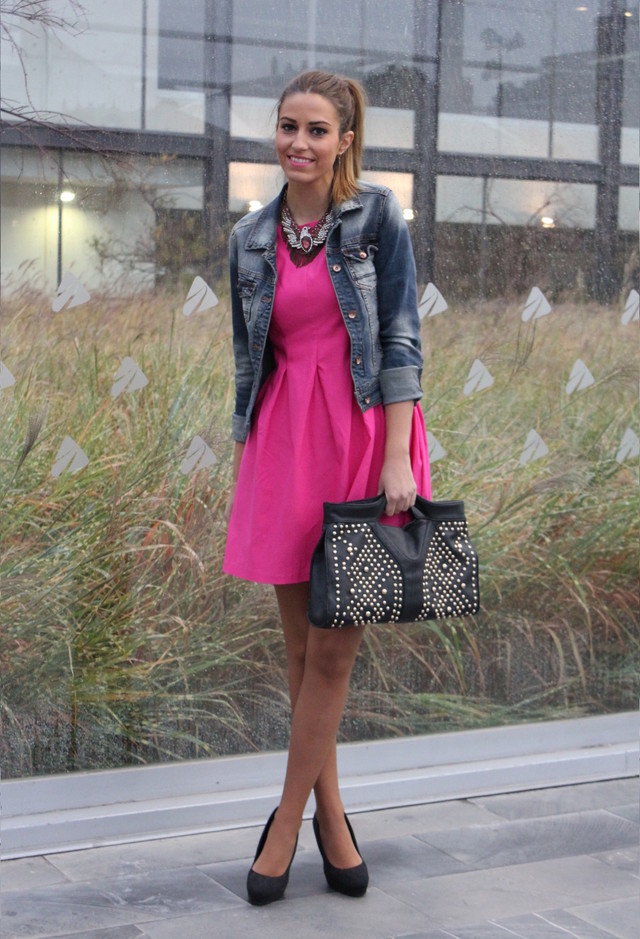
[[288, 155, 314, 166]]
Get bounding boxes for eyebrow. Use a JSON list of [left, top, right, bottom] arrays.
[[279, 116, 332, 126]]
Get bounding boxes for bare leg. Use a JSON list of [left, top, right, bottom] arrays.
[[252, 582, 363, 876], [278, 584, 362, 867]]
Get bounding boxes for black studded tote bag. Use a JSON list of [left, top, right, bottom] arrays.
[[308, 494, 480, 628]]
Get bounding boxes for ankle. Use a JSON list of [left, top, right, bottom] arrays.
[[272, 807, 302, 838], [314, 806, 346, 831]]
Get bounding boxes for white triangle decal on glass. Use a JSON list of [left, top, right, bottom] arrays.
[[622, 289, 639, 325], [52, 272, 91, 313], [426, 431, 446, 462], [519, 429, 549, 466], [521, 286, 552, 322], [51, 435, 89, 477], [464, 358, 494, 396], [566, 358, 595, 395], [110, 357, 149, 398], [616, 428, 639, 464], [183, 276, 219, 317], [418, 283, 448, 320], [180, 435, 218, 475], [0, 360, 16, 391]]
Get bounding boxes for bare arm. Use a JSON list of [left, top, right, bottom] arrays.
[[377, 400, 417, 516], [225, 440, 245, 522]]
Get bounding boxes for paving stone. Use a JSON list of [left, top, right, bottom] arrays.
[[0, 857, 68, 893], [138, 886, 435, 939], [591, 845, 640, 876], [542, 910, 636, 939], [494, 911, 623, 938], [44, 826, 262, 883], [472, 780, 639, 821], [390, 933, 457, 939], [420, 925, 520, 938], [0, 868, 242, 938], [376, 856, 639, 929], [362, 835, 467, 882], [0, 897, 150, 939], [567, 897, 640, 939], [544, 907, 635, 939], [390, 933, 454, 939], [348, 800, 498, 842], [607, 804, 640, 824], [414, 810, 638, 869], [29, 929, 146, 939]]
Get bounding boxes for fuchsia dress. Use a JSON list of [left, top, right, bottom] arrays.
[[223, 229, 431, 585]]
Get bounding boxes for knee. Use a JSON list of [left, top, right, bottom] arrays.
[[286, 636, 307, 673], [306, 637, 358, 686]]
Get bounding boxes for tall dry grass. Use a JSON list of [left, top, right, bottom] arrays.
[[0, 283, 637, 776]]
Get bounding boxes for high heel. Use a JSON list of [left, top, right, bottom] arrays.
[[313, 813, 369, 897], [247, 808, 298, 906]]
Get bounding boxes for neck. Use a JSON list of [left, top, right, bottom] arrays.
[[285, 182, 332, 224]]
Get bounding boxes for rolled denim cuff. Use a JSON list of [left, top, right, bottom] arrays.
[[232, 412, 249, 443], [379, 366, 423, 404]]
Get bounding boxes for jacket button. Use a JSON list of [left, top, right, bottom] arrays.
[[347, 310, 357, 319], [332, 263, 341, 272], [355, 355, 362, 365], [364, 396, 371, 404], [359, 250, 367, 259]]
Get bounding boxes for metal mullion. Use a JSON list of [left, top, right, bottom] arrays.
[[594, 0, 626, 301]]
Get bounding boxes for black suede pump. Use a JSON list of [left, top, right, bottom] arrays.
[[246, 808, 298, 905], [312, 813, 369, 897]]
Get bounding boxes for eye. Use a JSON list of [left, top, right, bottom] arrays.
[[311, 127, 328, 136], [279, 122, 296, 132]]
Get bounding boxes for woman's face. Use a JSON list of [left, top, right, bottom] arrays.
[[276, 92, 353, 194]]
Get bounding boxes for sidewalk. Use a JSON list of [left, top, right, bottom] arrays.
[[1, 777, 637, 939]]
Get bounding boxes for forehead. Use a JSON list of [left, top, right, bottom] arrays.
[[278, 92, 339, 124]]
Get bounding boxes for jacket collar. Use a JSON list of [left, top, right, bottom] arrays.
[[245, 185, 362, 251]]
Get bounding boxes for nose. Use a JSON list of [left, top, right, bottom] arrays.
[[291, 129, 308, 150]]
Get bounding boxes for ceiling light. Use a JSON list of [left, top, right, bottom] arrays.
[[403, 208, 415, 221], [541, 216, 555, 228], [60, 190, 76, 202]]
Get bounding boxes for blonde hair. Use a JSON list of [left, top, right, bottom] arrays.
[[276, 70, 366, 205]]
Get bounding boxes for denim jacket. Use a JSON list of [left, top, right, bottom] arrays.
[[229, 181, 423, 443]]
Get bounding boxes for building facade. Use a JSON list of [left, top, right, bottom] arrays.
[[1, 0, 638, 299]]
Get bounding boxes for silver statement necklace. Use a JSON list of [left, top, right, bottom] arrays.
[[280, 194, 334, 257]]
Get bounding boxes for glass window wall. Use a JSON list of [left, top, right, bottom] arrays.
[[440, 0, 601, 159], [2, 150, 204, 293]]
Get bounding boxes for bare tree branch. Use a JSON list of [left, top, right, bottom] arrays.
[[1, 1, 86, 128], [0, 0, 85, 35]]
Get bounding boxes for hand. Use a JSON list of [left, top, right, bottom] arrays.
[[377, 452, 417, 516]]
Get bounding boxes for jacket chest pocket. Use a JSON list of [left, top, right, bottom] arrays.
[[342, 244, 377, 292], [237, 275, 259, 324]]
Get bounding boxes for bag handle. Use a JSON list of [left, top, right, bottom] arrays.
[[322, 493, 467, 525]]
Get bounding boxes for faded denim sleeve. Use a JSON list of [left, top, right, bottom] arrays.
[[229, 229, 254, 442], [374, 190, 423, 405]]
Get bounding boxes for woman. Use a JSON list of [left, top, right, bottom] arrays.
[[224, 69, 430, 905]]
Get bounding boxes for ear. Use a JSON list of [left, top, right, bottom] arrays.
[[338, 130, 355, 156]]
